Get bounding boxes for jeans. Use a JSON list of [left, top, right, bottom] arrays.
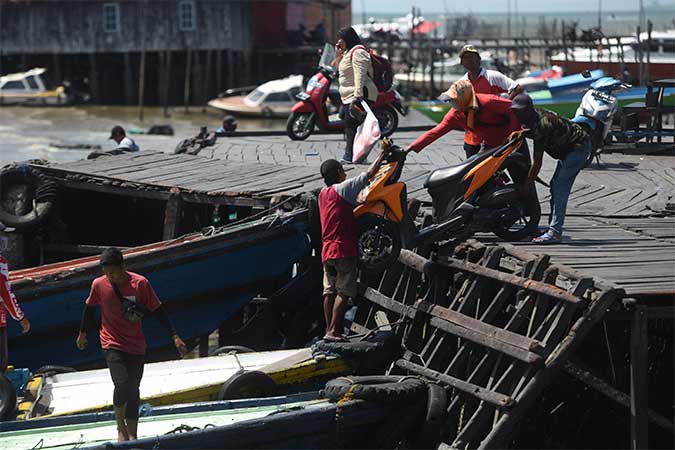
[[548, 139, 591, 235]]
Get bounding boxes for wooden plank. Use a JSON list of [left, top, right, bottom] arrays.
[[396, 359, 515, 410]]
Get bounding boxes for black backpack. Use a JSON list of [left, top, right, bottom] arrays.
[[350, 45, 394, 92]]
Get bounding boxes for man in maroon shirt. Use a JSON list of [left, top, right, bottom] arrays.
[[77, 248, 187, 442], [405, 79, 521, 154], [319, 152, 385, 341]]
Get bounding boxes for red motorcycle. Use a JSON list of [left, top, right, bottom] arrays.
[[286, 46, 407, 141]]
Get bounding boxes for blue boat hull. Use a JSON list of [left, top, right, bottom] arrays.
[[7, 218, 311, 369]]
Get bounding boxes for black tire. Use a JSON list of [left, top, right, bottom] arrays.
[[313, 330, 401, 372], [0, 373, 17, 421], [218, 370, 277, 400], [414, 383, 448, 449], [493, 197, 541, 242], [0, 165, 57, 230], [286, 112, 315, 141], [357, 214, 402, 273], [375, 105, 399, 137], [33, 365, 76, 376], [209, 346, 255, 357], [323, 375, 425, 403]]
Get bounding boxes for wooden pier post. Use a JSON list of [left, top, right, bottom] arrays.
[[630, 305, 648, 450], [123, 52, 134, 106], [88, 53, 100, 104], [184, 48, 192, 113], [164, 50, 172, 117], [227, 50, 235, 92], [216, 50, 223, 95], [203, 49, 213, 113], [138, 49, 146, 121], [162, 188, 183, 240]]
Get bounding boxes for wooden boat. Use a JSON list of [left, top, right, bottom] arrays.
[[551, 30, 675, 82], [207, 75, 304, 118], [0, 68, 72, 106], [0, 392, 395, 450], [17, 348, 350, 419], [7, 211, 311, 370]]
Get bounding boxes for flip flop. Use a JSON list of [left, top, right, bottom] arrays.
[[532, 231, 562, 244], [323, 334, 347, 343]]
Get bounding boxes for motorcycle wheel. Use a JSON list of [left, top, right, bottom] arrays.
[[357, 214, 402, 273], [286, 112, 315, 141], [376, 106, 399, 137], [493, 198, 541, 242]]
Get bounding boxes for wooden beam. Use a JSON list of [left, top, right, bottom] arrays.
[[162, 188, 183, 240], [562, 360, 673, 434], [396, 359, 515, 410], [630, 305, 649, 450], [184, 47, 192, 113]]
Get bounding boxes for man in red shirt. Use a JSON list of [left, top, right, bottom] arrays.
[[406, 80, 521, 153], [458, 44, 523, 157], [0, 222, 30, 373], [77, 248, 187, 442], [319, 152, 384, 341]]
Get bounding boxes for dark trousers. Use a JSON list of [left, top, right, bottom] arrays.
[[0, 327, 7, 373], [463, 142, 482, 159], [342, 95, 373, 162], [104, 349, 144, 420]]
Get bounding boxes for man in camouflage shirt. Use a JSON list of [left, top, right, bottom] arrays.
[[510, 94, 591, 243]]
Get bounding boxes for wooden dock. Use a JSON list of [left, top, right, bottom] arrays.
[[30, 126, 674, 296]]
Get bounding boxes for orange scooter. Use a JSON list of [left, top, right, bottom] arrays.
[[354, 134, 540, 272]]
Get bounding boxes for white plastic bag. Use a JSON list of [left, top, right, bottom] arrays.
[[352, 101, 381, 162]]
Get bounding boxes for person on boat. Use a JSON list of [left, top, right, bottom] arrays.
[[0, 222, 30, 373], [319, 151, 385, 342], [76, 248, 187, 442], [332, 26, 378, 163], [509, 93, 591, 244], [109, 125, 140, 152], [459, 44, 524, 158]]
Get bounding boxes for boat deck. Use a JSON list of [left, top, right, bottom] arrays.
[[31, 126, 675, 296]]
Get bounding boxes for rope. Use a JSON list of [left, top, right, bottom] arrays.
[[29, 438, 44, 450], [336, 383, 359, 405]]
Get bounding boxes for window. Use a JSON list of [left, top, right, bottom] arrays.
[[1, 80, 26, 91], [178, 0, 196, 31], [26, 76, 39, 90], [246, 89, 264, 102], [265, 92, 293, 102], [103, 3, 120, 33]]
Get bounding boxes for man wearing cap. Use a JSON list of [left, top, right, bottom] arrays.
[[109, 126, 140, 152], [77, 247, 187, 442], [458, 44, 523, 158], [405, 80, 522, 157], [0, 222, 31, 373], [509, 93, 591, 244]]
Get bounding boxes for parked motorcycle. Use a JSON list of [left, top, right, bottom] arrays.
[[573, 71, 631, 167], [286, 44, 407, 141], [355, 136, 540, 272]]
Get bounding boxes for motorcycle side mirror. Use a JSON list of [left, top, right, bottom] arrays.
[[581, 70, 592, 78]]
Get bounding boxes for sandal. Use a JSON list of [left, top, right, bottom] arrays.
[[532, 231, 562, 244], [323, 334, 347, 343]]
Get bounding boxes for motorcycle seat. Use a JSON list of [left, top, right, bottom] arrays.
[[424, 152, 489, 189]]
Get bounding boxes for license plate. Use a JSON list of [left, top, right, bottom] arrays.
[[296, 92, 310, 101]]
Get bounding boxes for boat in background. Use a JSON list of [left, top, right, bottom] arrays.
[[516, 65, 564, 92], [207, 75, 304, 118], [0, 68, 73, 106], [7, 211, 311, 370], [551, 30, 675, 82]]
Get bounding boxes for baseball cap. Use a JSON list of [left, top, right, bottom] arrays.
[[510, 93, 534, 110], [109, 125, 125, 139], [459, 44, 480, 58], [438, 80, 478, 111], [0, 221, 16, 233]]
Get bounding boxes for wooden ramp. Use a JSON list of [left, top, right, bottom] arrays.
[[353, 245, 623, 449]]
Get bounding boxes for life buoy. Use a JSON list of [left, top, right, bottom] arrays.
[[0, 164, 57, 230]]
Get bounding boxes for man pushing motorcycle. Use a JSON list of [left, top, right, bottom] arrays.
[[404, 79, 532, 201]]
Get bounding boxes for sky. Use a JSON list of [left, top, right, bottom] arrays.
[[351, 0, 675, 14]]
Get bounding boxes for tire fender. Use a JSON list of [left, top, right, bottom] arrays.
[[218, 370, 277, 401], [0, 373, 17, 422], [414, 383, 448, 449], [0, 165, 57, 230], [323, 375, 426, 403]]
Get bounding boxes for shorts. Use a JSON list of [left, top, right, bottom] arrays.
[[323, 257, 358, 298]]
